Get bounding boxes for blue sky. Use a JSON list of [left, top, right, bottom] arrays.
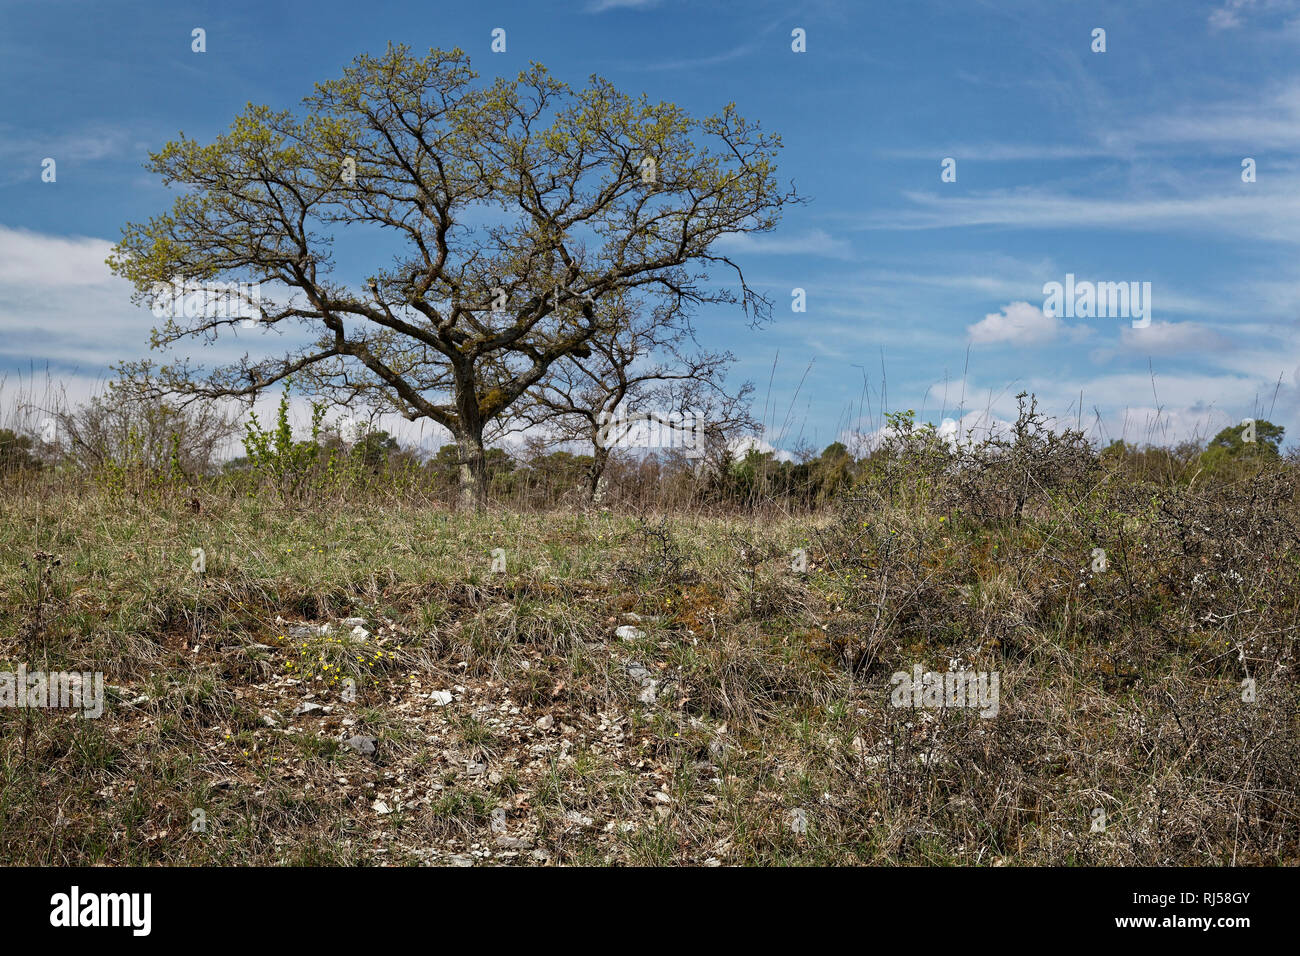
[[3, 0, 1299, 455]]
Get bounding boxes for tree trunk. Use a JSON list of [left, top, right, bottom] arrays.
[[455, 429, 488, 511], [585, 444, 610, 504]]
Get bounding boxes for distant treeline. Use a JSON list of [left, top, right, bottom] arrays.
[[1, 388, 1289, 512]]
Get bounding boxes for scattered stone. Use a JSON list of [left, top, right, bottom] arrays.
[[350, 625, 371, 640], [638, 680, 659, 704], [615, 625, 645, 641], [373, 799, 392, 814], [449, 854, 475, 867], [292, 701, 324, 716], [564, 810, 594, 827], [340, 617, 367, 629], [535, 714, 554, 731], [625, 662, 652, 683], [494, 835, 533, 851], [259, 712, 280, 728], [343, 735, 378, 756], [489, 808, 508, 833], [788, 808, 809, 835], [430, 690, 454, 706]]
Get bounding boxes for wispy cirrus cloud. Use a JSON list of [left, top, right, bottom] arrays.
[[0, 122, 138, 185], [878, 79, 1300, 168], [1208, 0, 1300, 31], [858, 78, 1300, 240], [877, 143, 1120, 162], [0, 123, 134, 163], [1131, 80, 1300, 150], [586, 0, 660, 12], [713, 228, 854, 259], [1120, 321, 1235, 355], [1212, 0, 1258, 30], [868, 184, 1300, 240]]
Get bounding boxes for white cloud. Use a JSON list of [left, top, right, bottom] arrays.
[[1120, 321, 1234, 355], [875, 185, 1300, 240], [967, 301, 1061, 345], [0, 124, 138, 185], [587, 0, 659, 12], [713, 228, 853, 259], [0, 225, 312, 373], [0, 226, 149, 369], [1101, 404, 1237, 446], [877, 144, 1118, 162], [1207, 0, 1300, 31], [0, 226, 118, 288], [840, 409, 1018, 456], [1133, 80, 1300, 151], [1211, 0, 1253, 30], [729, 434, 795, 463]]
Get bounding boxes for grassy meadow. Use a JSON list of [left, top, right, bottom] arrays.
[[2, 436, 1297, 865]]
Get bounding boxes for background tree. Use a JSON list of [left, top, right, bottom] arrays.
[[1200, 418, 1285, 475], [521, 448, 593, 503], [1205, 419, 1284, 456], [109, 45, 797, 508], [512, 291, 753, 501], [427, 443, 516, 498], [0, 429, 40, 474]]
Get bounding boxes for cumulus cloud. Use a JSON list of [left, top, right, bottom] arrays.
[[1102, 404, 1237, 447], [729, 434, 796, 463], [967, 301, 1062, 345], [840, 409, 1019, 455]]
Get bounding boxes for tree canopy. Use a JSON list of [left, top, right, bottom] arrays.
[[109, 45, 797, 506]]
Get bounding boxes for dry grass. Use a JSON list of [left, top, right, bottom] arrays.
[[1, 462, 1296, 865]]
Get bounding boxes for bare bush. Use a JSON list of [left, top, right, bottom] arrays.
[[57, 387, 239, 475]]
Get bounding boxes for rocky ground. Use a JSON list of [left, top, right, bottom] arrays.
[[2, 483, 1297, 865]]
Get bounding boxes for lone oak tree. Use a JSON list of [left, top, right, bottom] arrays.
[[109, 45, 796, 508]]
